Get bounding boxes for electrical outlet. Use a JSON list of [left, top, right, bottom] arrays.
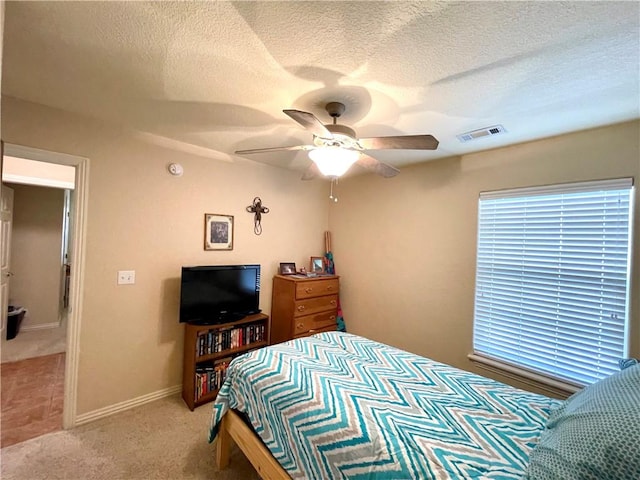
[[117, 270, 135, 285]]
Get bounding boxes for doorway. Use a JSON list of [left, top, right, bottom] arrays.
[[0, 181, 71, 446], [2, 183, 71, 353], [0, 143, 88, 441]]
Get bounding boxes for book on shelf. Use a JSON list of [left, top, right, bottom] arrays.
[[195, 322, 266, 358], [194, 356, 234, 401]]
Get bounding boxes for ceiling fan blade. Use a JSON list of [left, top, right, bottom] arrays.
[[356, 154, 400, 178], [283, 109, 334, 139], [301, 162, 321, 181], [358, 134, 439, 150], [235, 145, 310, 155]]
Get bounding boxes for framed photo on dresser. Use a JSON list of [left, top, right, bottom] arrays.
[[279, 262, 296, 275], [310, 256, 325, 273]]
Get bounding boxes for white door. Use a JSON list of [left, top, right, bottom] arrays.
[[1, 185, 14, 332]]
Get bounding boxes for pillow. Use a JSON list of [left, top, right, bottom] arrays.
[[524, 364, 640, 480]]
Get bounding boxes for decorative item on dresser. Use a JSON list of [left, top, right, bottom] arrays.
[[278, 262, 296, 275], [309, 256, 325, 273], [181, 313, 269, 410], [270, 274, 339, 344]]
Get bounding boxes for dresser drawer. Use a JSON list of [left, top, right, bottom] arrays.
[[293, 294, 338, 317], [295, 278, 339, 299], [294, 324, 337, 339], [293, 311, 337, 335]]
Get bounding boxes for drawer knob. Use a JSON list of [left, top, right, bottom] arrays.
[[330, 315, 336, 320], [297, 305, 306, 312], [304, 287, 313, 293], [297, 323, 304, 329], [330, 300, 337, 305], [326, 286, 333, 291]]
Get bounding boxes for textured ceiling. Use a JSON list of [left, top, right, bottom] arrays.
[[3, 1, 639, 175]]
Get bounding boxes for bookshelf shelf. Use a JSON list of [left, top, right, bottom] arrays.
[[182, 312, 269, 410]]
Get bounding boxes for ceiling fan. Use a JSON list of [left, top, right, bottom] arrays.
[[235, 102, 439, 179]]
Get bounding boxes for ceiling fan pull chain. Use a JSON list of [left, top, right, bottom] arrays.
[[329, 179, 338, 203]]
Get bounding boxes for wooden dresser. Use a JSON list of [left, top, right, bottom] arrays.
[[270, 274, 339, 344]]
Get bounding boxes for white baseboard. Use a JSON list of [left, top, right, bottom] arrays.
[[75, 384, 182, 426]]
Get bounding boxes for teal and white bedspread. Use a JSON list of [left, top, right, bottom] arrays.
[[209, 332, 560, 479]]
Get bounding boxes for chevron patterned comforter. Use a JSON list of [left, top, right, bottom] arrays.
[[209, 332, 560, 479]]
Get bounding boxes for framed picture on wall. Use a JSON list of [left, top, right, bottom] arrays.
[[204, 213, 234, 250]]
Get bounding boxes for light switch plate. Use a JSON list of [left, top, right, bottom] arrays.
[[117, 270, 135, 285]]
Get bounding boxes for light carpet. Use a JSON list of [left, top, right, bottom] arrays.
[[0, 394, 260, 480]]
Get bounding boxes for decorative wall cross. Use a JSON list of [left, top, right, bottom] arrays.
[[246, 197, 269, 235]]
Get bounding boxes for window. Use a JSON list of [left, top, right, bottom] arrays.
[[472, 178, 634, 387]]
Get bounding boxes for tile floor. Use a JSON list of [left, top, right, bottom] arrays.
[[1, 352, 65, 447]]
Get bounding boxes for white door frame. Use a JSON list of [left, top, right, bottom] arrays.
[[4, 143, 88, 429]]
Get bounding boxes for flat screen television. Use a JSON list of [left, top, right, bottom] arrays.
[[179, 264, 261, 324]]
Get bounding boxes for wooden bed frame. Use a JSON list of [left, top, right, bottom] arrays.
[[215, 409, 290, 479]]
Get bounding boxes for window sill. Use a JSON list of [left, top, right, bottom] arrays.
[[468, 353, 581, 398]]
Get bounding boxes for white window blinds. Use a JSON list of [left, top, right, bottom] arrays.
[[473, 178, 634, 387]]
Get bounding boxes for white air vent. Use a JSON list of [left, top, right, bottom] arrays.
[[457, 125, 507, 143]]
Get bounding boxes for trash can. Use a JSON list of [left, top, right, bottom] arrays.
[[7, 306, 26, 340]]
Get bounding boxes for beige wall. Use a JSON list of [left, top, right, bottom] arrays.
[[2, 96, 331, 415], [8, 183, 64, 328], [331, 120, 640, 396]]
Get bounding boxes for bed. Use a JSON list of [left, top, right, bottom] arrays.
[[208, 331, 640, 479]]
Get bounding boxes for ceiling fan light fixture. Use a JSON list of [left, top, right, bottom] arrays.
[[239, 102, 438, 181], [308, 147, 359, 178]]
